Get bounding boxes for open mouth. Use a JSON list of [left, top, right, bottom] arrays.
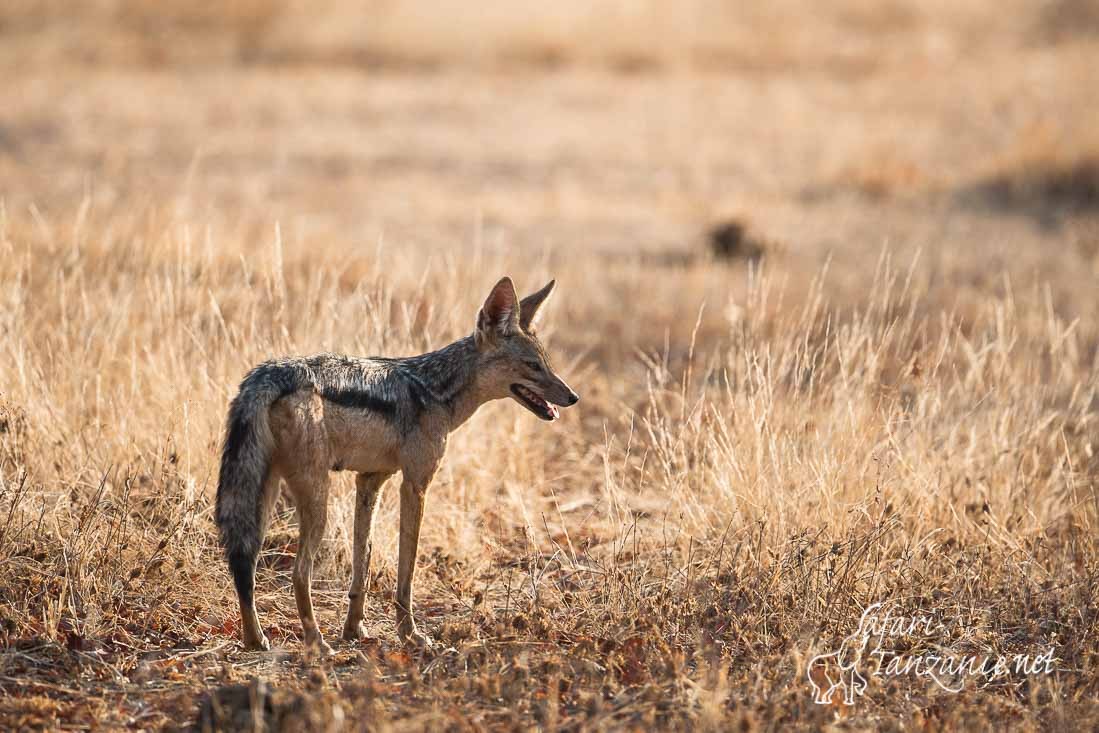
[[510, 384, 559, 421]]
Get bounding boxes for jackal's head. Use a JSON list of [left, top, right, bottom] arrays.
[[474, 277, 579, 421]]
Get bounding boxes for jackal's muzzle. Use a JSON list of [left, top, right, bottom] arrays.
[[509, 382, 579, 421]]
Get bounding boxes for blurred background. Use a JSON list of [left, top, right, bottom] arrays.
[[2, 0, 1097, 283]]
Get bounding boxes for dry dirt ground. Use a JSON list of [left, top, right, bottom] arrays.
[[1, 1, 1098, 730]]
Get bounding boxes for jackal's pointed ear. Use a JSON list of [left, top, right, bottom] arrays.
[[519, 279, 556, 331], [477, 276, 520, 340]]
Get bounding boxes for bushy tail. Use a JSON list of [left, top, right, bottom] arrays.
[[215, 363, 299, 607]]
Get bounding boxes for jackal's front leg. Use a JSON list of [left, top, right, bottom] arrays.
[[395, 475, 432, 648], [343, 471, 391, 641]]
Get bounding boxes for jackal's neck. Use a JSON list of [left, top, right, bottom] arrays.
[[400, 335, 484, 429]]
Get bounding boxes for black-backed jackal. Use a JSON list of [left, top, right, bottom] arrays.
[[215, 277, 578, 652]]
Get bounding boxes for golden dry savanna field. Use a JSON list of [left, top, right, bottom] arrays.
[[1, 1, 1098, 730]]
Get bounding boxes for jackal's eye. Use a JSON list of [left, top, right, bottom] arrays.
[[524, 360, 542, 373]]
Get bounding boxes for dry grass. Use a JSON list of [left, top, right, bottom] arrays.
[[1, 1, 1099, 731]]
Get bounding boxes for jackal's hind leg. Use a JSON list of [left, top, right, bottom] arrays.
[[289, 472, 333, 656], [343, 471, 391, 641], [236, 473, 281, 651], [234, 553, 268, 651]]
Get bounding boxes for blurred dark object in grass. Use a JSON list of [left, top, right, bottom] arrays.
[[708, 219, 768, 262]]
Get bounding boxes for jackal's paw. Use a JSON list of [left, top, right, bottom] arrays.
[[342, 621, 368, 642], [243, 633, 271, 652]]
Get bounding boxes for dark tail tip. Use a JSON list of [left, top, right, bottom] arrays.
[[228, 549, 258, 609]]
